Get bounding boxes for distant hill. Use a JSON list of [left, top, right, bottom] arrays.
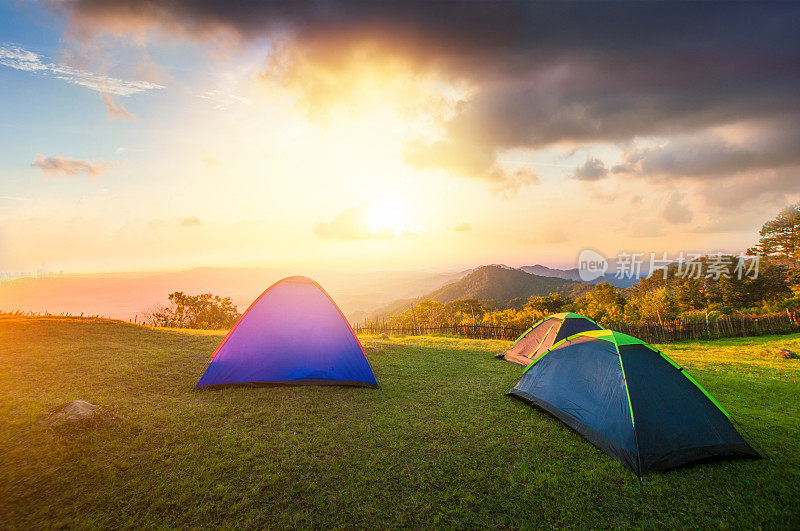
[[423, 265, 589, 305], [520, 264, 642, 288], [519, 264, 583, 281]]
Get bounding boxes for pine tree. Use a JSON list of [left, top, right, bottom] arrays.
[[751, 203, 800, 284]]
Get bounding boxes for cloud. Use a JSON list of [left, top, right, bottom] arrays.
[[0, 43, 165, 96], [102, 93, 135, 121], [403, 135, 539, 193], [402, 136, 495, 182], [523, 226, 569, 245], [197, 90, 251, 110], [0, 44, 48, 71], [314, 202, 393, 240], [661, 192, 693, 224], [626, 220, 666, 239], [55, 2, 800, 187], [31, 154, 110, 178], [697, 168, 800, 210], [488, 167, 540, 198], [572, 158, 609, 181], [131, 52, 169, 83], [181, 216, 202, 227], [452, 223, 471, 232], [58, 2, 800, 62], [614, 122, 800, 180], [543, 229, 569, 244]]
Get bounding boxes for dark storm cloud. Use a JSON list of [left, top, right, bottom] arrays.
[[60, 1, 800, 181], [60, 2, 800, 60]]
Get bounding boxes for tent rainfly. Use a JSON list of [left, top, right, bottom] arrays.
[[507, 330, 759, 476], [196, 276, 378, 389], [498, 312, 603, 366]]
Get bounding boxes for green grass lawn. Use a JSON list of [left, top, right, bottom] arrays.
[[1, 317, 798, 528]]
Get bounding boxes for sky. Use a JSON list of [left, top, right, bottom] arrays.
[[1, 1, 799, 276]]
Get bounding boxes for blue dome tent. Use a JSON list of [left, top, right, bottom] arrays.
[[196, 276, 378, 389], [507, 330, 758, 476]]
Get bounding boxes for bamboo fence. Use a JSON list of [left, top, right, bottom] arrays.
[[354, 309, 800, 344]]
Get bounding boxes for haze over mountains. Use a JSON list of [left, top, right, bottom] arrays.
[[0, 263, 641, 323], [0, 267, 465, 323], [520, 264, 642, 288]]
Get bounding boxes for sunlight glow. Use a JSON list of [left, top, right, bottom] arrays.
[[367, 196, 407, 235]]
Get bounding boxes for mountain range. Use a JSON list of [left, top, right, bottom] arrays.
[[365, 265, 594, 321], [424, 265, 588, 304], [520, 264, 642, 288]]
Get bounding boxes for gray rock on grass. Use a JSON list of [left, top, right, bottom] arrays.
[[43, 400, 106, 426]]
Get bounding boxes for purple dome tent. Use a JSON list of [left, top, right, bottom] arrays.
[[196, 276, 378, 389]]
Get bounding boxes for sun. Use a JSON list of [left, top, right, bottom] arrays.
[[367, 196, 407, 235]]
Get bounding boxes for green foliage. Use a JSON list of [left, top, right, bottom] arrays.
[[389, 292, 574, 330], [525, 292, 570, 315], [147, 291, 239, 329], [574, 282, 626, 323], [389, 299, 485, 327], [763, 286, 800, 313], [677, 309, 725, 323], [633, 255, 790, 317], [482, 293, 571, 327], [481, 306, 538, 328], [388, 257, 795, 329], [446, 299, 485, 324], [751, 202, 800, 283], [1, 317, 798, 528], [625, 285, 678, 324]]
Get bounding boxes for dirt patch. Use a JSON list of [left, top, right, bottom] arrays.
[[41, 400, 118, 428]]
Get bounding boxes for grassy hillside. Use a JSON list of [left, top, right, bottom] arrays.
[[424, 265, 589, 306], [1, 317, 798, 528]]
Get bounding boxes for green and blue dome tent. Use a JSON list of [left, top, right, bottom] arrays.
[[507, 330, 759, 477], [498, 312, 603, 366]]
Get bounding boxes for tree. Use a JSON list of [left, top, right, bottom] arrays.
[[625, 285, 677, 325], [574, 282, 625, 324], [446, 299, 485, 324], [413, 300, 449, 326], [146, 291, 239, 329], [525, 293, 570, 315], [389, 300, 451, 328], [751, 202, 800, 284], [482, 307, 534, 328]]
